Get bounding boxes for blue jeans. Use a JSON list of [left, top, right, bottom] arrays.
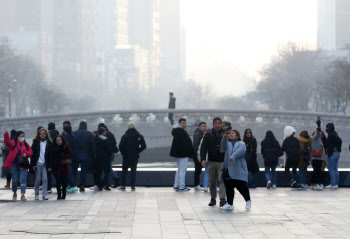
[[328, 151, 340, 186], [11, 164, 28, 194], [203, 162, 209, 188], [109, 153, 119, 180], [74, 153, 90, 187], [298, 167, 308, 185], [248, 172, 258, 188], [265, 166, 277, 185], [68, 163, 76, 187]]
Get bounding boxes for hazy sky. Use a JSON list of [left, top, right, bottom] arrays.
[[181, 0, 317, 96]]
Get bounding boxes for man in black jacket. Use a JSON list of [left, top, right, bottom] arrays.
[[98, 123, 120, 188], [119, 123, 146, 191], [73, 121, 96, 192], [170, 118, 193, 192], [192, 122, 207, 191], [201, 117, 226, 206], [325, 123, 342, 188]]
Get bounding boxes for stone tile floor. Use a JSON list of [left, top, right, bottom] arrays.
[[0, 178, 350, 238]]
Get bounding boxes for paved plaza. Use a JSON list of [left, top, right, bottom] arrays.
[[0, 178, 350, 239]]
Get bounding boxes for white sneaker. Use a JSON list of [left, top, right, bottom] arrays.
[[220, 203, 234, 210], [272, 185, 276, 189], [204, 187, 208, 192], [334, 185, 338, 189], [325, 185, 335, 189], [35, 195, 39, 200], [320, 184, 324, 188], [216, 186, 219, 192], [246, 200, 251, 210], [89, 185, 98, 191], [266, 180, 271, 189], [313, 185, 323, 190], [194, 185, 204, 191]]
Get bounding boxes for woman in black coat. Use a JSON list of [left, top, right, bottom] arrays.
[[261, 131, 282, 189], [243, 129, 259, 188], [91, 127, 112, 191]]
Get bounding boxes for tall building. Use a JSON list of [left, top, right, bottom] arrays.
[[128, 0, 160, 89], [318, 0, 350, 50], [159, 0, 186, 85], [95, 0, 128, 89]]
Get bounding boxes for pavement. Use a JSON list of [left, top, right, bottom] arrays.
[[0, 178, 350, 239]]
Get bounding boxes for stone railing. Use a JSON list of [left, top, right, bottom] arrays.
[[0, 109, 349, 131]]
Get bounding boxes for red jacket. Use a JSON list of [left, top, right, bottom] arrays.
[[3, 132, 33, 169]]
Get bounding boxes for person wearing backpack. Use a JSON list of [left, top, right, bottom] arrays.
[[298, 131, 311, 189], [282, 126, 301, 188], [31, 128, 53, 200], [261, 131, 282, 189], [325, 123, 342, 189], [4, 130, 33, 201], [192, 122, 207, 191]]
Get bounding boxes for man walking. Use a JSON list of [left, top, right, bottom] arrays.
[[201, 117, 226, 206], [168, 92, 176, 125], [73, 121, 96, 192], [170, 118, 193, 191]]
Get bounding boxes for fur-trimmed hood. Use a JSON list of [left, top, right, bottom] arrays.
[[284, 126, 296, 139]]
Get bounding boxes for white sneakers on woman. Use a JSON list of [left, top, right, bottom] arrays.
[[220, 203, 234, 210], [220, 201, 252, 210]]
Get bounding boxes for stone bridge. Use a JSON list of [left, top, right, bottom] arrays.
[[1, 109, 349, 167]]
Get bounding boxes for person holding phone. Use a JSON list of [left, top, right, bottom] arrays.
[[3, 129, 33, 201]]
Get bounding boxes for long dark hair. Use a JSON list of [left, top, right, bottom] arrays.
[[33, 127, 52, 142], [261, 130, 280, 148], [52, 135, 67, 150], [12, 131, 29, 151], [243, 128, 253, 143]]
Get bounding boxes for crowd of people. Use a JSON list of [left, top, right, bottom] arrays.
[[2, 121, 147, 201], [170, 117, 343, 211]]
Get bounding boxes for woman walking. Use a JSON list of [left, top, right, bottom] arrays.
[[31, 128, 52, 200], [4, 130, 33, 201], [220, 129, 251, 210], [261, 131, 282, 189], [243, 129, 259, 188], [298, 131, 311, 189], [51, 135, 72, 200]]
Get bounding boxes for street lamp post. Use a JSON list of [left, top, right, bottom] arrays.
[[8, 75, 16, 117]]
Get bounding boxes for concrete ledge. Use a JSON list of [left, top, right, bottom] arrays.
[[20, 168, 350, 187]]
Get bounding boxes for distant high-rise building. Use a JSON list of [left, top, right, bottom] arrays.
[[318, 0, 350, 50], [128, 0, 160, 89], [159, 0, 186, 85], [95, 0, 128, 89]]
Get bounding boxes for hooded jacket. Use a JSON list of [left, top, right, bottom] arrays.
[[63, 133, 79, 165], [119, 128, 147, 160], [93, 135, 112, 171], [192, 128, 205, 162], [170, 124, 193, 158], [73, 123, 96, 158], [326, 123, 342, 157], [3, 132, 33, 169], [200, 128, 225, 162], [282, 126, 300, 162]]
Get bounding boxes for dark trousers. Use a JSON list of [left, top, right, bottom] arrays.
[[6, 173, 11, 183], [285, 159, 299, 185], [55, 176, 67, 198], [94, 171, 103, 189], [311, 160, 322, 184], [47, 171, 52, 191], [122, 158, 138, 187], [224, 179, 250, 205], [194, 160, 202, 186], [72, 154, 90, 187], [168, 113, 174, 125], [248, 172, 258, 188]]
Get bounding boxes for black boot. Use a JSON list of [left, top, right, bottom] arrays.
[[208, 198, 216, 206], [111, 178, 119, 188]]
